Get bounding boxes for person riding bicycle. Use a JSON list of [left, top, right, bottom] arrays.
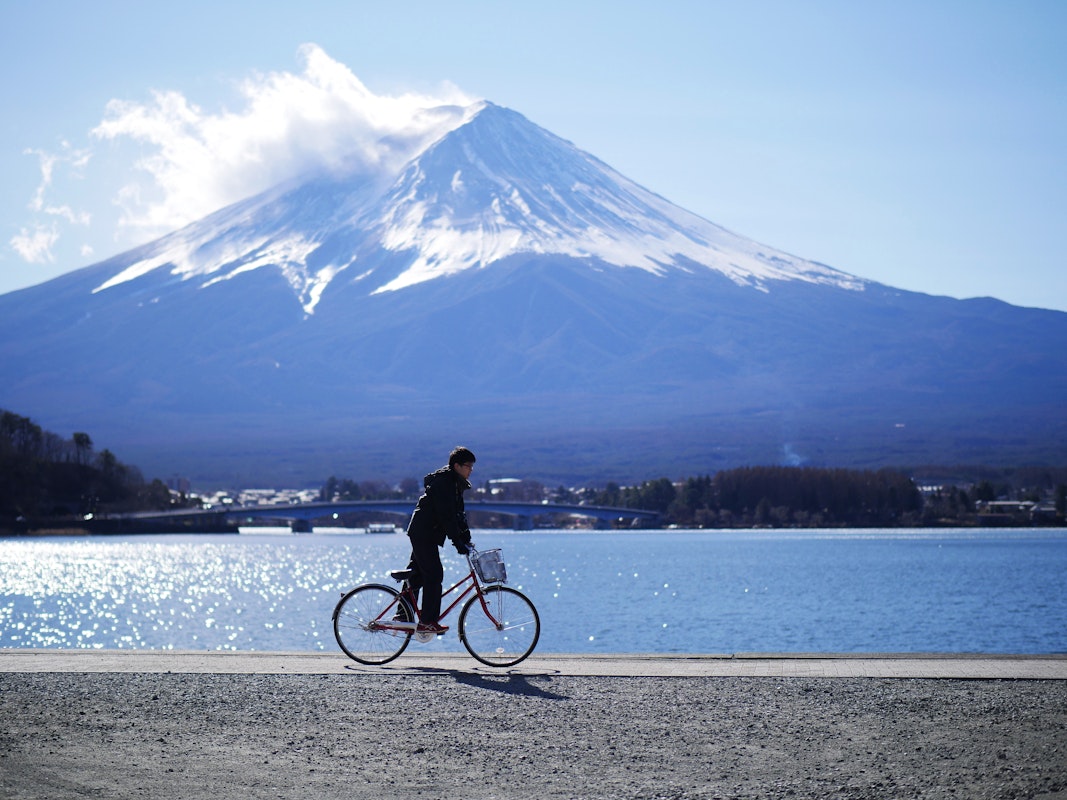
[[403, 447, 476, 635]]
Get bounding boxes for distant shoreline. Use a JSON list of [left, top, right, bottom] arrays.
[[6, 521, 1067, 537]]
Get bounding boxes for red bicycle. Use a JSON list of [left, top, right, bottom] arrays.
[[332, 547, 540, 667]]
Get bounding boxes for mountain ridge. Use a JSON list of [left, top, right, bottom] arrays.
[[1, 101, 1065, 486]]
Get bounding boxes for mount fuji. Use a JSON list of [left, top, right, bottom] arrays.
[[2, 101, 1065, 486]]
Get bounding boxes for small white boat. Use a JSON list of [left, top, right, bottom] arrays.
[[237, 526, 294, 535], [367, 523, 401, 534]]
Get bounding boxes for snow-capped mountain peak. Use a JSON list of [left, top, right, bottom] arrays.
[[371, 102, 865, 295], [87, 100, 864, 314]]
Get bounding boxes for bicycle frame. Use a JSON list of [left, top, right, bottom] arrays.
[[370, 555, 501, 633]]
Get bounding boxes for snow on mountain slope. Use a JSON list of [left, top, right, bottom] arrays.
[[374, 102, 866, 295], [88, 103, 479, 314], [86, 101, 866, 313], [90, 172, 391, 314]]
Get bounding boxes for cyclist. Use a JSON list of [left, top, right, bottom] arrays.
[[403, 447, 476, 634]]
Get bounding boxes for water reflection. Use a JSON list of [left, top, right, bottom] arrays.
[[1, 530, 1065, 654], [0, 535, 418, 651]]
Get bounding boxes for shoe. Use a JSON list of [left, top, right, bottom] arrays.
[[416, 622, 448, 635]]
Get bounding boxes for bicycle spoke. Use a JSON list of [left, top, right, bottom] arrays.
[[459, 586, 540, 667], [333, 584, 413, 665]]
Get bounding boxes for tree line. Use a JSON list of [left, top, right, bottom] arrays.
[[1, 409, 172, 528], [319, 475, 421, 502], [576, 467, 926, 528], [320, 464, 1066, 528], [6, 404, 1065, 531]]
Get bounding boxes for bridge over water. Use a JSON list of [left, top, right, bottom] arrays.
[[106, 499, 660, 533]]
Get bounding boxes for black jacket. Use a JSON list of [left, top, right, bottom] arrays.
[[407, 466, 472, 551]]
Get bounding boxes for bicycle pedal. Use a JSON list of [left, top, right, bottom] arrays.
[[414, 631, 435, 643]]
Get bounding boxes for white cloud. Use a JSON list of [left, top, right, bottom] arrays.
[[90, 44, 477, 242], [25, 144, 91, 210], [41, 202, 91, 226], [11, 144, 93, 264], [10, 224, 59, 264]]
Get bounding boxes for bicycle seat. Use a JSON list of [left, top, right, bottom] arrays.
[[389, 569, 416, 582]]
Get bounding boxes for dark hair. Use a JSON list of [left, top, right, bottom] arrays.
[[449, 446, 476, 467]]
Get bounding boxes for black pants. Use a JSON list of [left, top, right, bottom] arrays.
[[406, 535, 444, 624]]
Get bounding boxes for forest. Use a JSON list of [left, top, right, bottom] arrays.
[[577, 467, 924, 527], [0, 409, 172, 529], [567, 466, 1066, 528]]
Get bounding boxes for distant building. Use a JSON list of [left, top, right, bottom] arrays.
[[976, 500, 1037, 526], [487, 478, 545, 502], [167, 476, 191, 494]]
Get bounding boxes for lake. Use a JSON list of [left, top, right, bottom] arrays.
[[2, 529, 1065, 655]]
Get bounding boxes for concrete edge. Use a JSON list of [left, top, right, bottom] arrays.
[[2, 650, 1066, 679]]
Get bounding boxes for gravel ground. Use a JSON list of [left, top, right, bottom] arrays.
[[1, 673, 1065, 800]]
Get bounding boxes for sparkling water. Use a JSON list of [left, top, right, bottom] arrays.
[[2, 529, 1064, 654]]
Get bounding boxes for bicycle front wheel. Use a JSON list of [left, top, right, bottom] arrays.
[[459, 586, 540, 667], [333, 583, 413, 665]]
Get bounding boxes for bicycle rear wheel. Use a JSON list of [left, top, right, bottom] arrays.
[[459, 586, 540, 667], [333, 583, 413, 665]]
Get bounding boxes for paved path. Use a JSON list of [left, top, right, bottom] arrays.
[[2, 649, 1065, 678]]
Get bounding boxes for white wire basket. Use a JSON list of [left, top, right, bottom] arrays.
[[472, 548, 507, 583]]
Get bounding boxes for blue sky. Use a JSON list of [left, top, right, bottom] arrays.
[[2, 0, 1065, 310]]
